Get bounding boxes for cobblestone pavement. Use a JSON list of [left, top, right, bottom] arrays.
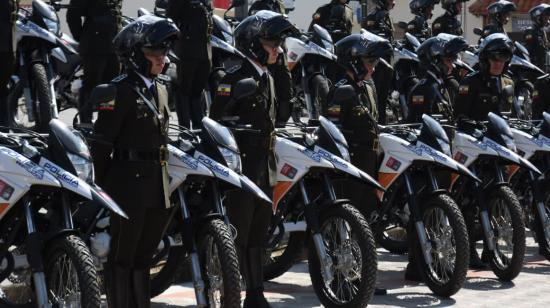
[[149, 235, 550, 307]]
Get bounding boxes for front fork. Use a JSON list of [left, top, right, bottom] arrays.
[[177, 187, 207, 307], [529, 171, 550, 241], [23, 197, 51, 308], [472, 164, 501, 251], [299, 176, 333, 285], [403, 171, 433, 265]]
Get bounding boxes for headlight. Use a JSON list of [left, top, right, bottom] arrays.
[[218, 146, 241, 173], [67, 153, 94, 183], [335, 142, 350, 162], [43, 17, 59, 35]]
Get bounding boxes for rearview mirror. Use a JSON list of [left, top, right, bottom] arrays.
[[155, 0, 168, 9], [333, 85, 356, 104], [473, 27, 483, 36], [397, 21, 408, 30]]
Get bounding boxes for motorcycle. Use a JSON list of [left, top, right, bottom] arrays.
[[508, 42, 547, 120], [0, 119, 126, 307], [9, 0, 78, 132], [508, 114, 550, 261], [373, 114, 475, 297], [262, 116, 382, 307], [286, 24, 337, 121], [450, 113, 541, 281]]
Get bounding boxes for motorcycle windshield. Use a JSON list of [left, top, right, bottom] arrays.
[[405, 32, 421, 50], [487, 112, 516, 151], [202, 117, 240, 154], [541, 112, 550, 138], [213, 15, 232, 37], [514, 41, 531, 62], [33, 0, 57, 21], [509, 54, 544, 75], [418, 114, 451, 156], [49, 119, 91, 160], [320, 116, 347, 147], [313, 24, 332, 44]]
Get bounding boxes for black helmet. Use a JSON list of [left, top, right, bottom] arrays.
[[416, 34, 466, 76], [529, 4, 550, 27], [334, 31, 392, 81], [113, 15, 179, 77], [331, 0, 350, 4], [374, 0, 395, 9], [441, 0, 468, 16], [234, 10, 298, 65], [478, 32, 515, 74], [487, 0, 516, 24], [409, 0, 440, 17]]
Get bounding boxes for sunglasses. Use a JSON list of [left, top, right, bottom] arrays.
[[489, 52, 511, 62], [259, 38, 283, 49], [141, 46, 170, 57]]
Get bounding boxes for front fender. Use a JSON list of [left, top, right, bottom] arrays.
[[319, 198, 352, 212]]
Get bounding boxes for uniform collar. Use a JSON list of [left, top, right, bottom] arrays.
[[136, 72, 154, 89], [247, 58, 269, 77]]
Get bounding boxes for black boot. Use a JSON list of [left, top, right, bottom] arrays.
[[469, 247, 488, 270], [131, 269, 152, 308], [104, 264, 130, 308], [404, 252, 423, 282], [243, 247, 271, 308]]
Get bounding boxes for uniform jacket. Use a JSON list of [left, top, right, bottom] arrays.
[[309, 3, 353, 43], [167, 0, 213, 60], [407, 71, 453, 123], [66, 0, 122, 55], [0, 0, 17, 53], [432, 11, 463, 36], [454, 71, 514, 121], [523, 26, 549, 70], [362, 8, 394, 41], [407, 15, 431, 42], [248, 0, 285, 15], [91, 72, 170, 209]]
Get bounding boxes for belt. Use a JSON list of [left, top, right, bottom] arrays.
[[113, 149, 163, 162]]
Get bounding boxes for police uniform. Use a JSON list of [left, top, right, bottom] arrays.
[[362, 8, 394, 41], [407, 15, 431, 42], [248, 0, 285, 14], [533, 76, 550, 119], [67, 0, 122, 123], [432, 11, 464, 36], [481, 23, 505, 39], [372, 58, 395, 124], [167, 0, 213, 129], [247, 1, 294, 124], [524, 26, 549, 71], [331, 76, 380, 214], [407, 71, 453, 123], [309, 1, 354, 43], [209, 59, 274, 291], [90, 72, 172, 307], [0, 0, 17, 126], [454, 71, 515, 121]]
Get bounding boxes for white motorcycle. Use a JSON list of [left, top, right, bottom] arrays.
[[0, 120, 126, 307], [508, 113, 550, 261], [450, 113, 541, 281]]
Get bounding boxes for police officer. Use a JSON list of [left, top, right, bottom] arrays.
[[454, 33, 515, 121], [309, 0, 354, 43], [406, 0, 439, 42], [167, 0, 213, 129], [67, 0, 122, 124], [249, 0, 285, 14], [209, 12, 297, 307], [90, 15, 179, 307], [248, 7, 294, 125], [362, 0, 395, 41], [407, 34, 468, 123], [432, 0, 468, 36], [480, 0, 516, 39], [362, 0, 396, 124], [331, 32, 391, 294], [524, 4, 550, 72], [0, 0, 17, 127]]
